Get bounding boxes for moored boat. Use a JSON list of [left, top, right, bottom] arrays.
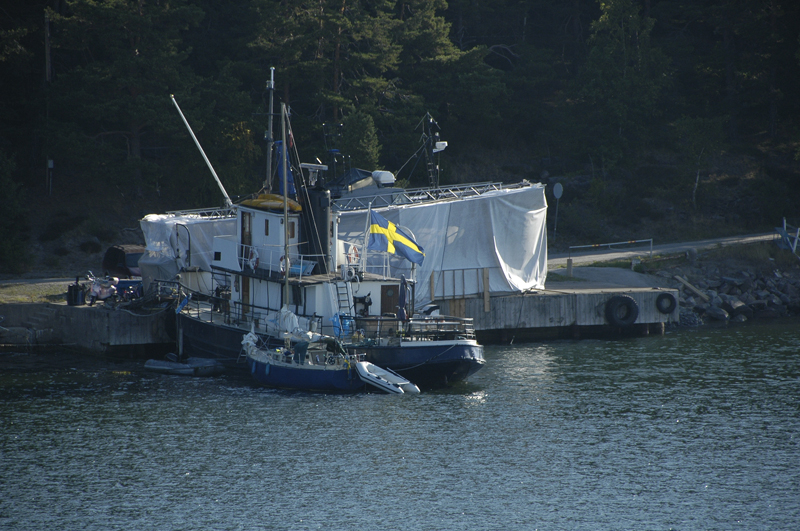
[[355, 361, 420, 394], [140, 76, 489, 388], [144, 355, 225, 377], [242, 328, 420, 394]]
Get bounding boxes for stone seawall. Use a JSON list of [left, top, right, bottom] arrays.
[[1, 302, 174, 356]]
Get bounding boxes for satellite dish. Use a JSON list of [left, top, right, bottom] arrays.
[[553, 182, 563, 199]]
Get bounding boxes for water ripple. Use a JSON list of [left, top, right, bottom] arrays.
[[2, 321, 799, 529]]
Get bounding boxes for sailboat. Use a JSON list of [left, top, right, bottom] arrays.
[[242, 320, 419, 394]]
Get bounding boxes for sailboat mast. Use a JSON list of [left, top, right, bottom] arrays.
[[264, 67, 275, 192], [281, 103, 290, 307]]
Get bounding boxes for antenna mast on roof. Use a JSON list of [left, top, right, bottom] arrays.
[[264, 67, 275, 192]]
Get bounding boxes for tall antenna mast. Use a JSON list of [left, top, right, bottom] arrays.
[[264, 67, 275, 192]]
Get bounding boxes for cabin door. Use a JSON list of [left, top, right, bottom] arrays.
[[381, 284, 399, 316], [241, 275, 250, 310], [241, 212, 252, 255]]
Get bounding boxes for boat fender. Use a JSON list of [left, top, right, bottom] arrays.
[[605, 295, 639, 327], [248, 248, 260, 270], [655, 292, 677, 314]]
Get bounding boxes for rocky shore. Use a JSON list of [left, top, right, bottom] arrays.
[[650, 247, 800, 327]]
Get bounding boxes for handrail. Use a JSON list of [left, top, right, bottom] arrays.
[[239, 242, 320, 278], [568, 238, 653, 259], [332, 180, 534, 211], [170, 280, 322, 332], [777, 217, 799, 257], [353, 314, 476, 342], [165, 206, 237, 218]]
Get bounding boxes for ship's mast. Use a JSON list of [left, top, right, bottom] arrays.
[[281, 103, 290, 308], [264, 67, 275, 192]]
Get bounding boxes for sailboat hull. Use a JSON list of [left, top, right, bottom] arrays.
[[247, 355, 365, 393]]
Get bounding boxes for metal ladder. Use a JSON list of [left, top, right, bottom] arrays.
[[332, 282, 354, 339], [336, 282, 351, 314]]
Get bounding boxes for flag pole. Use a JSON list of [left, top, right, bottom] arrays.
[[362, 202, 372, 273]]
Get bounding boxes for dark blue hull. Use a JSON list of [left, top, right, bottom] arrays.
[[179, 313, 484, 388], [177, 313, 282, 368], [357, 340, 485, 389], [248, 356, 365, 393]]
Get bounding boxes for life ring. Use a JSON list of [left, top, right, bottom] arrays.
[[347, 245, 360, 264], [656, 292, 677, 314], [605, 295, 639, 327], [279, 255, 286, 275], [248, 248, 259, 270]]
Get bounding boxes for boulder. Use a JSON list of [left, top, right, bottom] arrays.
[[756, 307, 784, 319], [766, 294, 783, 307], [705, 306, 729, 321], [727, 299, 753, 319]]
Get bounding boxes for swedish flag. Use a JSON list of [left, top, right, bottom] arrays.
[[367, 210, 425, 265]]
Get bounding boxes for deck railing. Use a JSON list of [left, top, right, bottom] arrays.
[[353, 315, 475, 342], [568, 238, 653, 259]]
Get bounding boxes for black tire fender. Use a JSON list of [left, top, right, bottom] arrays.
[[605, 295, 639, 327], [655, 292, 677, 314]]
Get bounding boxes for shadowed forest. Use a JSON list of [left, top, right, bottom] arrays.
[[1, 0, 799, 274]]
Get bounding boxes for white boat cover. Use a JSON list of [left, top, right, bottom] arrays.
[[136, 184, 547, 308], [337, 184, 548, 307], [138, 213, 236, 289]]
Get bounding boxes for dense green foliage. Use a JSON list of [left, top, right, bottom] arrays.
[[1, 0, 799, 267], [0, 153, 31, 273]]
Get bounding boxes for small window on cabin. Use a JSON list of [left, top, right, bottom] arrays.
[[214, 251, 221, 261], [288, 221, 295, 239], [264, 219, 269, 236]]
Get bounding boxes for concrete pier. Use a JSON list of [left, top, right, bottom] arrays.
[[436, 286, 678, 343], [433, 266, 680, 343], [1, 302, 174, 357], [1, 266, 680, 354]]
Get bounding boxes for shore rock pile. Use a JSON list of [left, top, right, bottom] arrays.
[[662, 258, 800, 325]]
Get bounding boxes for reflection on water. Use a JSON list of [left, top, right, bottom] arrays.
[[2, 320, 799, 530]]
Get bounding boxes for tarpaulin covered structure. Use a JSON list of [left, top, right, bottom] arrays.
[[337, 183, 548, 307], [138, 212, 236, 291]]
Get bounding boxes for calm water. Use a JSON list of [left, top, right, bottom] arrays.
[[2, 321, 799, 530]]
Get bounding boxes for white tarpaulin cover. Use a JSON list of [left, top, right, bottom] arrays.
[[138, 213, 236, 291], [139, 213, 236, 271], [337, 183, 548, 307]]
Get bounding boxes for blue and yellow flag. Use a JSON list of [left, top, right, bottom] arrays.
[[367, 210, 425, 265]]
